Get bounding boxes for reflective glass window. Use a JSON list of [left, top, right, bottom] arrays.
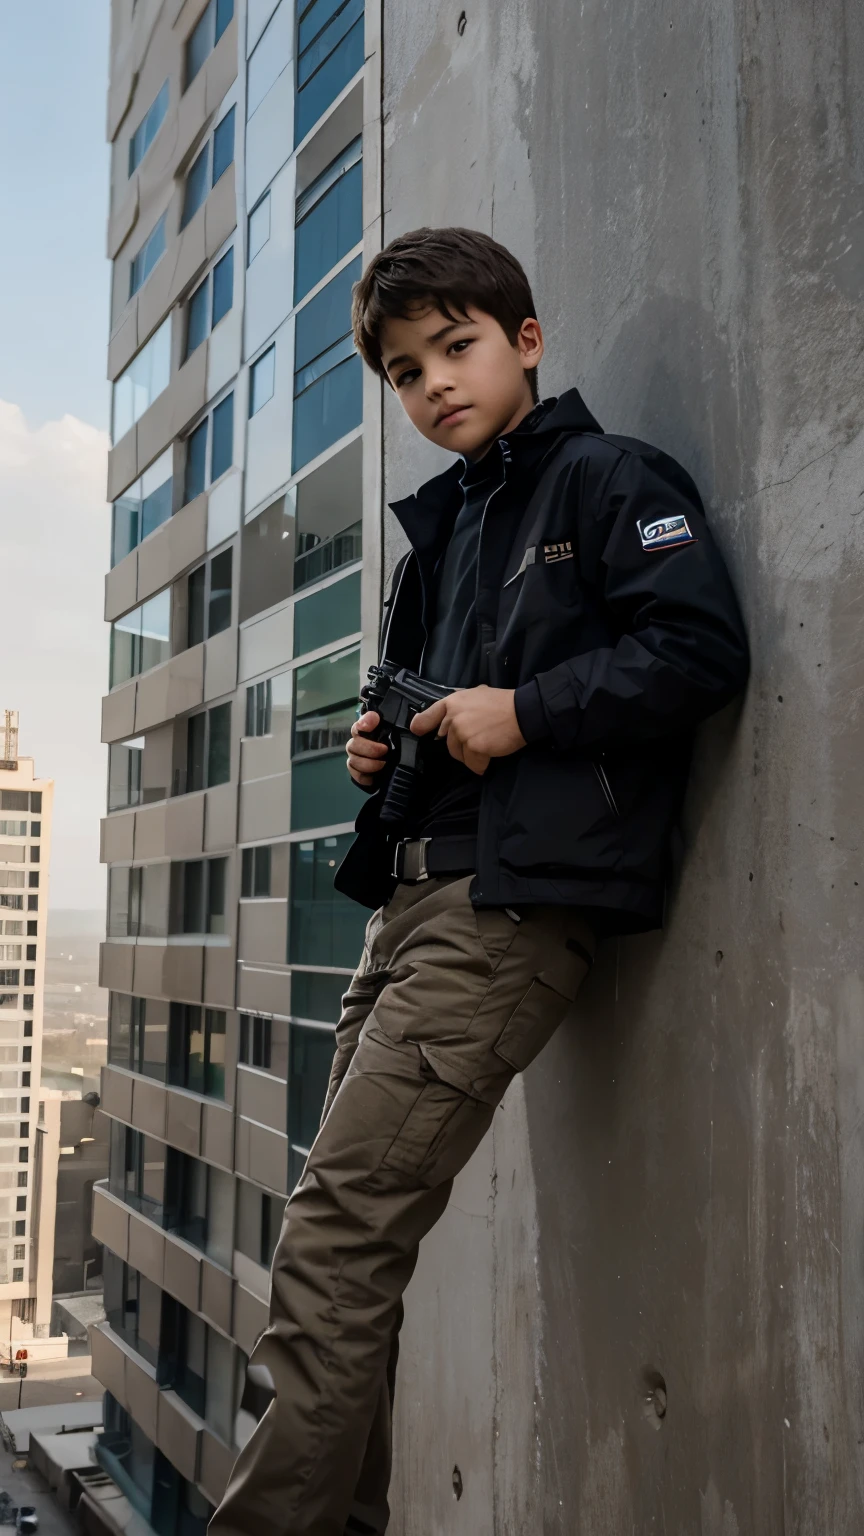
[[184, 419, 208, 503], [112, 319, 171, 444], [249, 345, 276, 416], [248, 193, 271, 263], [288, 832, 366, 966], [211, 247, 234, 326], [288, 1022, 334, 1183], [212, 106, 235, 185], [108, 738, 144, 812], [129, 213, 167, 297], [294, 137, 361, 303], [295, 0, 363, 144], [128, 81, 169, 175], [210, 393, 234, 481], [185, 278, 210, 359], [293, 569, 360, 656], [247, 0, 293, 118], [181, 144, 210, 229], [207, 703, 231, 786]]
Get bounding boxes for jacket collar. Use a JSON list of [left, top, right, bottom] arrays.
[[388, 388, 603, 559]]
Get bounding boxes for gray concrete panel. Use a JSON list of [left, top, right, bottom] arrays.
[[381, 0, 864, 1528]]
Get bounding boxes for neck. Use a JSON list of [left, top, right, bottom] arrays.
[[465, 393, 536, 463]]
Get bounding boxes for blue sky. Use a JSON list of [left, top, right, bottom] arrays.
[[0, 3, 112, 909], [0, 3, 110, 430]]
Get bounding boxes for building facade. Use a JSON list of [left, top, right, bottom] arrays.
[[0, 716, 54, 1344], [92, 1, 382, 1531]]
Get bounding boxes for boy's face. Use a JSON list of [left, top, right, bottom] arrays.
[[380, 303, 544, 460]]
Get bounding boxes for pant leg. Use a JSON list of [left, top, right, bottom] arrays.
[[209, 878, 594, 1536], [346, 1316, 401, 1535]]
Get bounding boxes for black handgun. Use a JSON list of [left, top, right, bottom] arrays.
[[359, 663, 454, 825]]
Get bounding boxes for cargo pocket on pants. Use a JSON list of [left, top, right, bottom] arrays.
[[493, 977, 574, 1074], [379, 1071, 494, 1186]]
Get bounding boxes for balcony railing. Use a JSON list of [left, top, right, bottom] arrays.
[[294, 521, 361, 592]]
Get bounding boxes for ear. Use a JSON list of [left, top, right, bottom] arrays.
[[517, 317, 544, 373]]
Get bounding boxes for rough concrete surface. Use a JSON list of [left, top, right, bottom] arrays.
[[379, 1, 864, 1530]]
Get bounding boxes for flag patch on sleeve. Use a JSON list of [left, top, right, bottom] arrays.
[[637, 514, 696, 552]]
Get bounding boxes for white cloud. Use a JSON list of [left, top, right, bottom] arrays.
[[0, 401, 110, 911]]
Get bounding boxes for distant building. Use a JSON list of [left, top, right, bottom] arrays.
[[90, 2, 379, 1532], [0, 712, 55, 1350]]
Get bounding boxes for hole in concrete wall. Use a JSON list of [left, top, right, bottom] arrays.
[[457, 11, 467, 34], [640, 1367, 667, 1431], [452, 1465, 463, 1499], [715, 950, 724, 965]]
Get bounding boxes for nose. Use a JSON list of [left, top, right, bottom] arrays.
[[424, 363, 453, 401]]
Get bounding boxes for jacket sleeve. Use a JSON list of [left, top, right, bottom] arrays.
[[513, 450, 750, 750]]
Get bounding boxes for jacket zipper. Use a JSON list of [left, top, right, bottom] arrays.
[[475, 470, 508, 682], [594, 757, 620, 818], [380, 553, 415, 661]]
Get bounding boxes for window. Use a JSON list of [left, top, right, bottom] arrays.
[[107, 866, 170, 940], [128, 81, 169, 175], [294, 568, 360, 655], [0, 823, 26, 837], [104, 1254, 162, 1368], [107, 738, 144, 812], [173, 857, 228, 935], [293, 258, 362, 471], [12, 1269, 23, 1283], [290, 970, 345, 1022], [294, 136, 361, 303], [112, 320, 171, 444], [211, 393, 234, 481], [168, 1007, 226, 1099], [129, 212, 167, 297], [0, 794, 29, 812], [0, 972, 19, 987], [245, 680, 272, 737], [212, 106, 235, 183], [238, 1014, 271, 1069], [183, 393, 234, 503], [249, 346, 275, 416], [13, 1244, 24, 1260], [0, 947, 22, 962], [184, 702, 231, 793], [0, 898, 23, 911], [247, 2, 293, 117], [108, 995, 168, 1079], [181, 107, 235, 229], [288, 1021, 334, 1184], [184, 249, 234, 360], [109, 1125, 166, 1222], [185, 0, 234, 88], [288, 833, 366, 966], [30, 823, 40, 839], [291, 646, 359, 831], [247, 193, 271, 264], [0, 875, 25, 891], [237, 1180, 284, 1269], [112, 449, 173, 565], [187, 549, 233, 647], [241, 846, 272, 898], [109, 590, 171, 688], [295, 0, 364, 144]]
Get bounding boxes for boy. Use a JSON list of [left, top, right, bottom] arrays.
[[211, 228, 749, 1536]]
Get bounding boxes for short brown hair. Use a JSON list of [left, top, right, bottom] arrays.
[[352, 226, 539, 400]]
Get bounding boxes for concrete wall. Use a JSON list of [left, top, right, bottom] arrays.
[[380, 1, 864, 1530]]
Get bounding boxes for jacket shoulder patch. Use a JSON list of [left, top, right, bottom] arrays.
[[637, 514, 696, 552]]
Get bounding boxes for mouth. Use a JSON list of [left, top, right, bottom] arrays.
[[434, 404, 472, 428]]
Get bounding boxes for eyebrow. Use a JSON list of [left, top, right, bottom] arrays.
[[384, 319, 474, 375]]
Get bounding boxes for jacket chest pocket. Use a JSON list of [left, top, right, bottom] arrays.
[[506, 557, 582, 627]]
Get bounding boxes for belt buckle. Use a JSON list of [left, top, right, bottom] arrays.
[[394, 838, 431, 883]]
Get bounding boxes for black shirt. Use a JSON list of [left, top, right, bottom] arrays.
[[413, 453, 502, 838]]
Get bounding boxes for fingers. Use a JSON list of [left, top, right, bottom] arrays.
[[347, 712, 388, 788], [410, 698, 449, 736]]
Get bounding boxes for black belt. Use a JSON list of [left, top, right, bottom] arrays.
[[392, 836, 477, 884]]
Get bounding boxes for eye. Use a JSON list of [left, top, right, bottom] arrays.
[[448, 339, 472, 356], [396, 368, 421, 388]]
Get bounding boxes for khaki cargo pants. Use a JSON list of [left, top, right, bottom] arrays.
[[211, 876, 594, 1536]]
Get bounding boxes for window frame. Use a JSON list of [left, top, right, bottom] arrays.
[[129, 211, 167, 297], [249, 344, 276, 417], [180, 105, 236, 230], [183, 700, 232, 793], [182, 391, 235, 504], [240, 845, 272, 899], [128, 80, 170, 176]]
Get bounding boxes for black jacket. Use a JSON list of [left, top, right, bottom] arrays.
[[335, 389, 749, 930]]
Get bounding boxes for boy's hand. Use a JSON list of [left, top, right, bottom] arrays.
[[346, 711, 389, 787], [411, 686, 526, 776]]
